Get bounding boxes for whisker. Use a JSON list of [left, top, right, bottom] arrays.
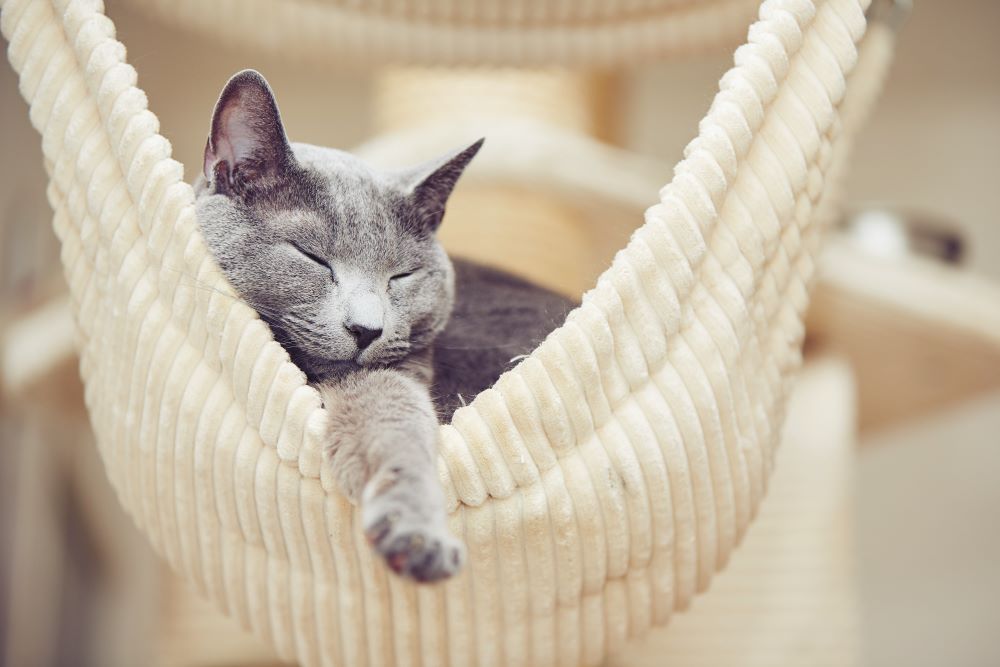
[[159, 265, 299, 322], [431, 341, 540, 351]]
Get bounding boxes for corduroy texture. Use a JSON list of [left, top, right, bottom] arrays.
[[0, 0, 888, 665], [608, 356, 860, 667]]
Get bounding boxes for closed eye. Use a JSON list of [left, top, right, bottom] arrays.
[[390, 270, 417, 281], [290, 243, 336, 280]]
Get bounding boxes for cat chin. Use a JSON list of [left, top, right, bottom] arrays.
[[357, 353, 408, 369], [315, 350, 408, 376]]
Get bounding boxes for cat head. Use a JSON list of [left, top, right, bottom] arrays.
[[195, 69, 482, 380]]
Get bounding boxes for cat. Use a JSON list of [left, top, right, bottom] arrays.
[[195, 70, 574, 582]]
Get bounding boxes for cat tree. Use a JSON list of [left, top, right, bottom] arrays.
[[0, 0, 904, 665]]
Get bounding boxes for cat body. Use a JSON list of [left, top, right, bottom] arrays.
[[196, 70, 573, 582]]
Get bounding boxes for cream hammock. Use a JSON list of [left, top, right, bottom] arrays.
[[0, 0, 894, 665]]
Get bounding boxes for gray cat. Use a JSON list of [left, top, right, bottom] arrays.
[[195, 70, 573, 583]]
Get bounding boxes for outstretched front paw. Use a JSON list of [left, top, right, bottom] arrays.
[[361, 479, 464, 583]]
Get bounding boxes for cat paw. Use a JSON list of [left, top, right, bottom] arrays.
[[362, 498, 465, 583]]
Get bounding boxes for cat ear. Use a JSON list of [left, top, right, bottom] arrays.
[[403, 138, 484, 233], [203, 69, 294, 195]]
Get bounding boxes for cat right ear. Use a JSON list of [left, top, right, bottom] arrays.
[[402, 138, 484, 234], [203, 69, 294, 196]]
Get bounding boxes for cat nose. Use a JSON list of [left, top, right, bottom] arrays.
[[346, 323, 382, 350]]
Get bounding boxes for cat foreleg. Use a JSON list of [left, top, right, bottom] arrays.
[[320, 370, 464, 582]]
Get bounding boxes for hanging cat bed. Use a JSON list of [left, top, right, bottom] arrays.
[[0, 0, 895, 665]]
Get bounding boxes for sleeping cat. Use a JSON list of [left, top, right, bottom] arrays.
[[195, 70, 574, 582]]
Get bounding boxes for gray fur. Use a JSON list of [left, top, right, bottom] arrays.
[[195, 70, 574, 583]]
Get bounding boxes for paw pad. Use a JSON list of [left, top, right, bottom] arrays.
[[362, 501, 464, 583]]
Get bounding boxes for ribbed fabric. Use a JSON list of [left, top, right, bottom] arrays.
[[0, 0, 889, 665]]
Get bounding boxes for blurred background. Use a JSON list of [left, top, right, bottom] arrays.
[[1, 0, 998, 665]]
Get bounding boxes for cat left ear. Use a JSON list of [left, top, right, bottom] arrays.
[[404, 138, 484, 233], [203, 69, 294, 196]]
